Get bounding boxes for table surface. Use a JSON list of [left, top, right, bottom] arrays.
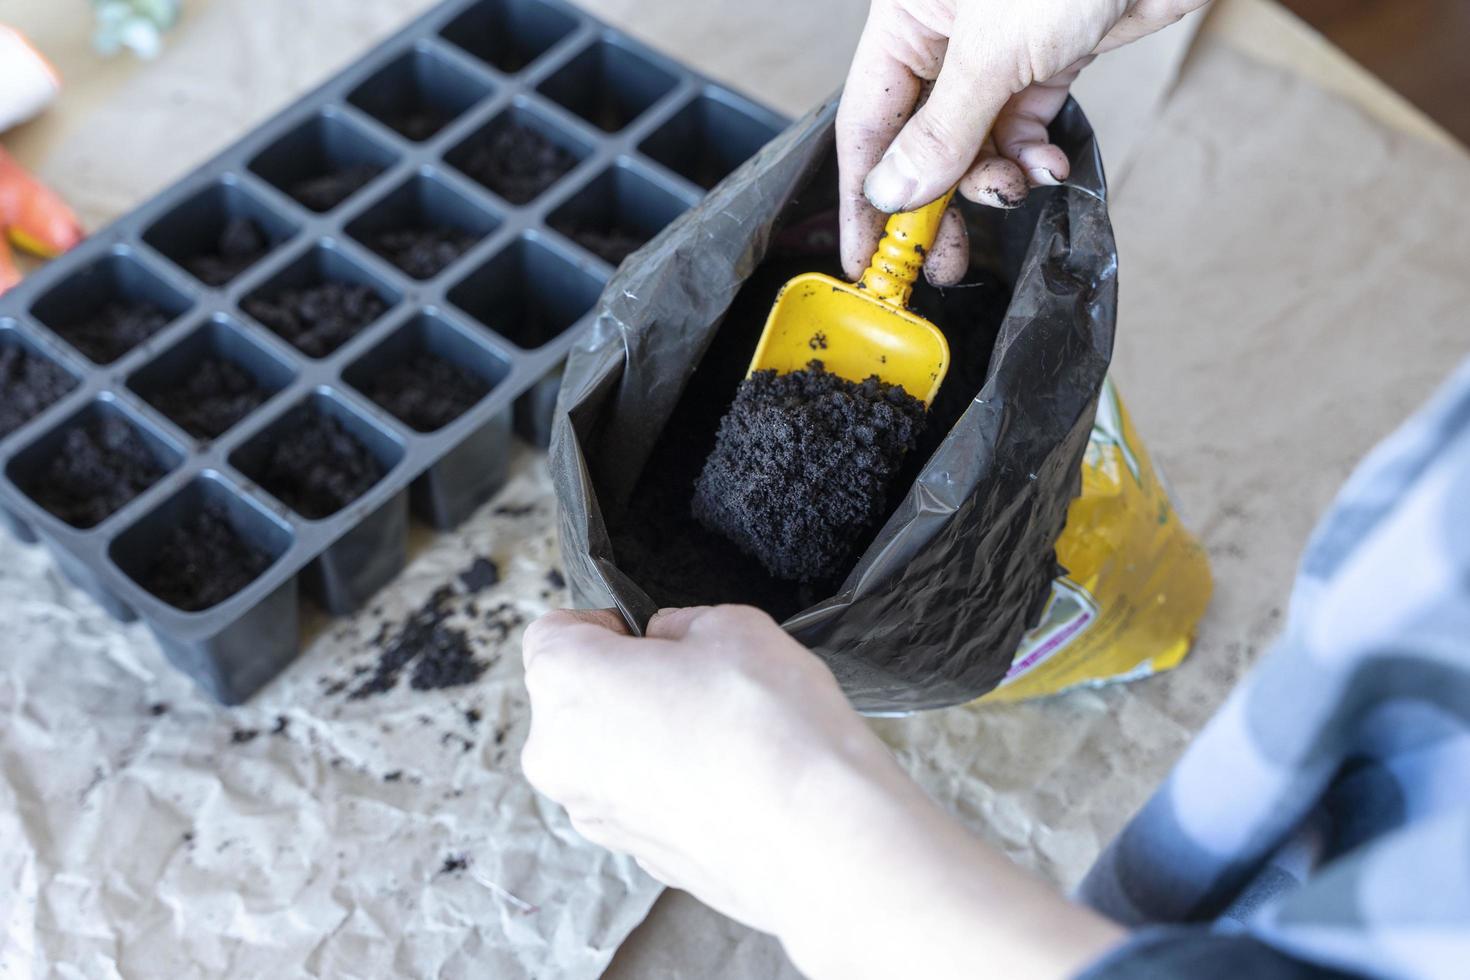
[[3, 1, 1466, 977]]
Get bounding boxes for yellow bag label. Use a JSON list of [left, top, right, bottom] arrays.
[[983, 378, 1212, 702]]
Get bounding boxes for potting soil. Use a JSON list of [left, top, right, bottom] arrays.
[[55, 300, 169, 364], [242, 282, 387, 358], [458, 122, 575, 205], [140, 503, 274, 611], [361, 352, 490, 432], [363, 226, 477, 280], [692, 360, 926, 582], [28, 414, 166, 527], [253, 413, 384, 519], [0, 343, 74, 439], [185, 217, 270, 286], [288, 163, 381, 212], [145, 357, 269, 439]]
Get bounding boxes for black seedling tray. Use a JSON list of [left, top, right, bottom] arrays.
[[0, 0, 786, 704]]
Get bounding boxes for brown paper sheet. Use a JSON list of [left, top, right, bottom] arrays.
[[3, 1, 1468, 977]]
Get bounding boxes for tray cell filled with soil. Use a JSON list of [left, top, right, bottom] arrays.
[[446, 105, 589, 205], [548, 162, 692, 266], [640, 93, 784, 190], [128, 315, 296, 440], [346, 172, 499, 280], [0, 324, 78, 441], [240, 244, 399, 358], [249, 111, 398, 213], [229, 390, 404, 521], [111, 474, 293, 613], [7, 398, 183, 529], [347, 45, 492, 143], [447, 236, 604, 349], [537, 38, 677, 133], [344, 311, 507, 432], [28, 251, 192, 365], [440, 0, 577, 74], [142, 179, 297, 287]]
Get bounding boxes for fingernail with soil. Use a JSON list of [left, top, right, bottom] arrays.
[[1027, 167, 1061, 187], [864, 151, 918, 213], [978, 185, 1024, 210]]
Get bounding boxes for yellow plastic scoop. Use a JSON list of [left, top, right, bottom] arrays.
[[747, 189, 954, 406]]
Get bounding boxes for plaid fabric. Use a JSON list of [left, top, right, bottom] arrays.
[[1078, 355, 1470, 980]]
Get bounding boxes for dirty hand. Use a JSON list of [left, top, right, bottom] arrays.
[[838, 0, 1208, 284], [521, 605, 1121, 979]]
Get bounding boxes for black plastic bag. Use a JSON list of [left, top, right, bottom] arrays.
[[550, 96, 1117, 712]]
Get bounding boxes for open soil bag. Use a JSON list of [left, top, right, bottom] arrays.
[[551, 96, 1118, 712]]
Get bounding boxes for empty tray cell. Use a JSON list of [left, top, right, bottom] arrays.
[[241, 244, 400, 358], [7, 398, 182, 529], [230, 389, 404, 521], [111, 473, 293, 613], [446, 105, 590, 205], [440, 0, 577, 74], [346, 171, 500, 280], [344, 311, 509, 432], [129, 315, 295, 440], [548, 163, 691, 266], [29, 251, 191, 365], [640, 93, 783, 189], [538, 39, 677, 132], [142, 178, 297, 287], [448, 236, 605, 349], [348, 45, 493, 142], [249, 111, 398, 212], [0, 321, 77, 441]]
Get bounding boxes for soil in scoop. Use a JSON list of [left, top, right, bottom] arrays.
[[361, 352, 489, 432], [610, 246, 1009, 620], [0, 343, 75, 439], [138, 504, 273, 611], [242, 282, 387, 358], [288, 163, 381, 212], [457, 122, 575, 205], [693, 361, 926, 583], [144, 357, 269, 440], [252, 413, 385, 519], [53, 301, 170, 364], [550, 216, 646, 266], [184, 217, 271, 286], [26, 414, 166, 527], [362, 226, 477, 280]]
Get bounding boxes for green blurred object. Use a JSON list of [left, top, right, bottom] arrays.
[[92, 0, 181, 59]]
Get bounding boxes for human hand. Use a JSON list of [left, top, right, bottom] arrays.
[[521, 605, 1122, 979], [838, 0, 1208, 284]]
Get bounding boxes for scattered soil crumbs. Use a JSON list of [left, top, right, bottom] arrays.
[[464, 707, 482, 727], [54, 301, 169, 364], [271, 715, 290, 735], [288, 163, 381, 212], [383, 108, 455, 142], [231, 728, 259, 744], [184, 217, 271, 286], [350, 586, 487, 698], [362, 225, 477, 279], [440, 853, 470, 875], [242, 281, 387, 358], [0, 342, 74, 439], [546, 569, 565, 590], [27, 414, 166, 527], [457, 122, 576, 204], [361, 352, 489, 431], [550, 217, 646, 266], [693, 360, 925, 582], [148, 702, 169, 716], [139, 503, 273, 611], [252, 413, 384, 520], [458, 557, 500, 592], [143, 357, 269, 439]]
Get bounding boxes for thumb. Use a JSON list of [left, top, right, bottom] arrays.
[[863, 50, 1010, 213]]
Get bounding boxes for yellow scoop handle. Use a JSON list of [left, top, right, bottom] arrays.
[[857, 188, 956, 308]]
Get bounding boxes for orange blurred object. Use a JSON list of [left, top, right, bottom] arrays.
[[0, 149, 84, 296]]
